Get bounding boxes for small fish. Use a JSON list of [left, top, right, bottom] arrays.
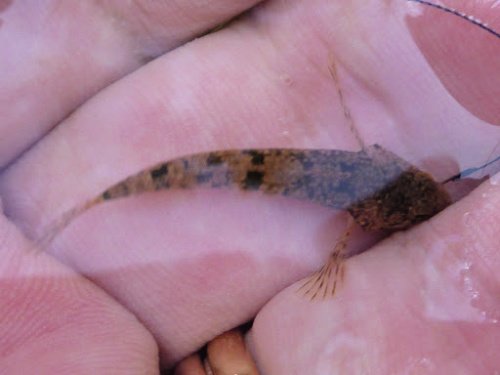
[[38, 145, 452, 300], [40, 144, 450, 246], [39, 0, 499, 300], [104, 144, 452, 231]]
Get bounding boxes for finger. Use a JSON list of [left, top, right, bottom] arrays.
[[406, 0, 500, 125], [2, 0, 497, 238], [206, 330, 259, 375], [1, 0, 370, 272], [49, 189, 351, 366], [174, 354, 206, 375], [0, 213, 158, 373], [0, 0, 261, 167], [252, 173, 500, 374], [0, 0, 497, 367], [1, 0, 360, 366]]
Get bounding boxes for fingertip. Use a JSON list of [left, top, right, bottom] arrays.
[[405, 0, 500, 124]]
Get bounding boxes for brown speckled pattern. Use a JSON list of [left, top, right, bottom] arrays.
[[97, 144, 450, 232]]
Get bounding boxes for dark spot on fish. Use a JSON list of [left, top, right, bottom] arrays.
[[102, 190, 112, 200], [196, 171, 213, 184], [207, 153, 223, 166], [249, 151, 265, 165], [244, 171, 264, 190], [151, 164, 168, 179]]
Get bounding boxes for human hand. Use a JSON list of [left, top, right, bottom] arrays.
[[0, 0, 499, 373]]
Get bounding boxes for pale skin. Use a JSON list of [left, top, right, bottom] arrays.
[[0, 0, 499, 374]]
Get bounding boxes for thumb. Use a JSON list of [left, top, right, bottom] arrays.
[[251, 173, 500, 374]]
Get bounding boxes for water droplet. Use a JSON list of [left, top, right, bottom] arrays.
[[462, 212, 473, 225], [490, 172, 500, 186]]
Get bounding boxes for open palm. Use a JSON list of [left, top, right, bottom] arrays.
[[0, 0, 499, 373]]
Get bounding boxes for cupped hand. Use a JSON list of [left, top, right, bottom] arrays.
[[0, 0, 499, 373]]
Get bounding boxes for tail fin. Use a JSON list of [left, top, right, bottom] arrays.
[[36, 196, 104, 250]]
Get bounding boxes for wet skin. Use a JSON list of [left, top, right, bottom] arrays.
[[0, 0, 499, 373]]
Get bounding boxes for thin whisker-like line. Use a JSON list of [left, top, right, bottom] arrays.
[[407, 0, 500, 39]]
